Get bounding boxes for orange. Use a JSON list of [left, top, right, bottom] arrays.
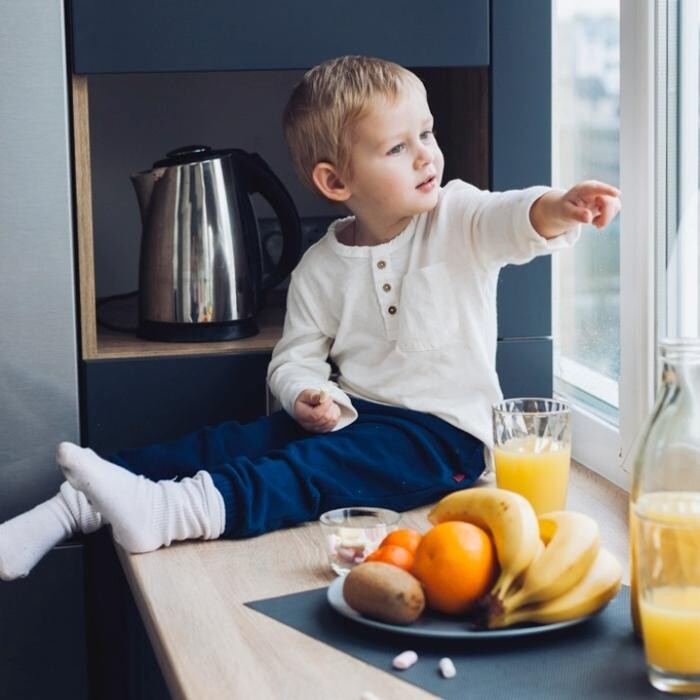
[[379, 528, 423, 555], [411, 521, 496, 615], [365, 544, 414, 572]]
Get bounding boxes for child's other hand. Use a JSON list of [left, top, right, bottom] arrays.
[[294, 389, 341, 433], [560, 180, 621, 229]]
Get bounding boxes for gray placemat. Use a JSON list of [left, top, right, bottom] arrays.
[[246, 585, 665, 699]]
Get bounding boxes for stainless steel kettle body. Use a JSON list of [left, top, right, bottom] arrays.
[[131, 146, 302, 342]]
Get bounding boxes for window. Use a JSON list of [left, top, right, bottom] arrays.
[[553, 1, 621, 419], [553, 0, 700, 487], [553, 0, 624, 485]]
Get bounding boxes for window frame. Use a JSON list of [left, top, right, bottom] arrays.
[[552, 0, 660, 490]]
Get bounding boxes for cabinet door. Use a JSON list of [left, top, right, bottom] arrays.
[[81, 353, 270, 454], [492, 0, 554, 377], [0, 545, 88, 700], [68, 0, 489, 73], [496, 338, 553, 399]]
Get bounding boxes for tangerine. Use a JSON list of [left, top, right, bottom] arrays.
[[411, 521, 496, 615], [379, 528, 423, 555], [365, 544, 414, 572]]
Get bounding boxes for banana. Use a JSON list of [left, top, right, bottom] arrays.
[[501, 510, 600, 613], [489, 548, 622, 628], [427, 487, 540, 598]]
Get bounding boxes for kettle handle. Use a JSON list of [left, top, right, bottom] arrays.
[[239, 152, 302, 292]]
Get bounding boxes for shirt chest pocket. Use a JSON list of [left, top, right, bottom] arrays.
[[397, 262, 460, 352]]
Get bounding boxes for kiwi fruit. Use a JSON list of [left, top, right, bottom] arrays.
[[343, 562, 425, 625]]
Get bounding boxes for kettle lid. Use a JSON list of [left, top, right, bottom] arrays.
[[153, 145, 231, 168]]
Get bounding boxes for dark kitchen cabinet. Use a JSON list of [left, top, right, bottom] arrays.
[[69, 0, 553, 364], [67, 1, 554, 698], [68, 0, 490, 74], [0, 544, 87, 700], [81, 353, 271, 454], [492, 0, 554, 341], [80, 352, 270, 700]]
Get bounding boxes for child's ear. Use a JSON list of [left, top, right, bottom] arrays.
[[311, 162, 351, 202]]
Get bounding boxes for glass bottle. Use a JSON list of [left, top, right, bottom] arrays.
[[629, 340, 700, 649]]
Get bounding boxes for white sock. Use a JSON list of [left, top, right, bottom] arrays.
[[56, 442, 226, 554], [0, 481, 102, 581]]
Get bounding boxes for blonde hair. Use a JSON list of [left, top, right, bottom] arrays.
[[283, 55, 426, 193]]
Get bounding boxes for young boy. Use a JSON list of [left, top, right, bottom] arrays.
[[0, 56, 620, 580]]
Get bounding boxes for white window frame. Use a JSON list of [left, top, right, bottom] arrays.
[[553, 0, 659, 490], [671, 0, 699, 338]]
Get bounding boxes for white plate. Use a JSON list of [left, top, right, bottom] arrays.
[[327, 577, 598, 639]]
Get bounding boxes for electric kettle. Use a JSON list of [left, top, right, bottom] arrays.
[[131, 145, 302, 341]]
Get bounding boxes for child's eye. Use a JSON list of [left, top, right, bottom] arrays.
[[420, 129, 434, 141], [386, 143, 406, 156]]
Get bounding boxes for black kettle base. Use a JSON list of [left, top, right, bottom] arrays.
[[138, 318, 259, 343]]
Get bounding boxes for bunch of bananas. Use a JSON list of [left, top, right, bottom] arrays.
[[427, 487, 622, 628]]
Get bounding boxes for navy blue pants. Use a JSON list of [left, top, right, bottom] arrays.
[[109, 398, 485, 538]]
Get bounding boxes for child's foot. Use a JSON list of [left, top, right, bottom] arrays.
[[0, 481, 101, 581], [56, 442, 225, 554]]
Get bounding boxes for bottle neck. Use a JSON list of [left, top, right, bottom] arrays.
[[631, 341, 700, 498]]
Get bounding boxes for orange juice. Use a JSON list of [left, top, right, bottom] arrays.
[[493, 436, 571, 514], [640, 586, 700, 675], [633, 492, 700, 683]]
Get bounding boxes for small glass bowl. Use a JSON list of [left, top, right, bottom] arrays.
[[319, 506, 400, 576]]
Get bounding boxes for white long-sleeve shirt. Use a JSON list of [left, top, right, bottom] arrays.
[[267, 180, 579, 447]]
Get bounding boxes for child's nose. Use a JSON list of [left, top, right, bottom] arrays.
[[415, 144, 434, 167]]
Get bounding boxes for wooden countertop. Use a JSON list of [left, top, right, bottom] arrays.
[[116, 463, 629, 700]]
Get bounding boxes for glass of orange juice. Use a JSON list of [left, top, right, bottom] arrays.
[[492, 398, 571, 515], [634, 491, 700, 694]]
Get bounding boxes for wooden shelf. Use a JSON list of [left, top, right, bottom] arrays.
[[91, 296, 284, 361], [71, 74, 287, 362], [71, 68, 488, 362], [72, 75, 98, 359]]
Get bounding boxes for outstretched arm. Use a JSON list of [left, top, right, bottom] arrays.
[[530, 180, 621, 240]]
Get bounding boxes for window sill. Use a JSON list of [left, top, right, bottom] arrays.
[[569, 400, 631, 492]]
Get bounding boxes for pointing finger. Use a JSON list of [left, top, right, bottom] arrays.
[[575, 181, 621, 199]]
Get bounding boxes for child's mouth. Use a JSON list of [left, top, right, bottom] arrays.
[[416, 176, 436, 192]]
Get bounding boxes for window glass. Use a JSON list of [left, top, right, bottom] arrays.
[[553, 0, 621, 420]]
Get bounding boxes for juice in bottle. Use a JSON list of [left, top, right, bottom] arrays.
[[633, 491, 700, 690], [640, 586, 700, 675], [493, 436, 571, 514]]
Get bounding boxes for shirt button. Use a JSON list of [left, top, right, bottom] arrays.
[[377, 260, 386, 269], [382, 283, 391, 292], [388, 305, 397, 315]]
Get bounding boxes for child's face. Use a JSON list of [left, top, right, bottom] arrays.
[[344, 88, 444, 225]]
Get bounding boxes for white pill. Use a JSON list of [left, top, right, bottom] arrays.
[[337, 527, 366, 547], [439, 657, 456, 678], [392, 650, 418, 670]]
